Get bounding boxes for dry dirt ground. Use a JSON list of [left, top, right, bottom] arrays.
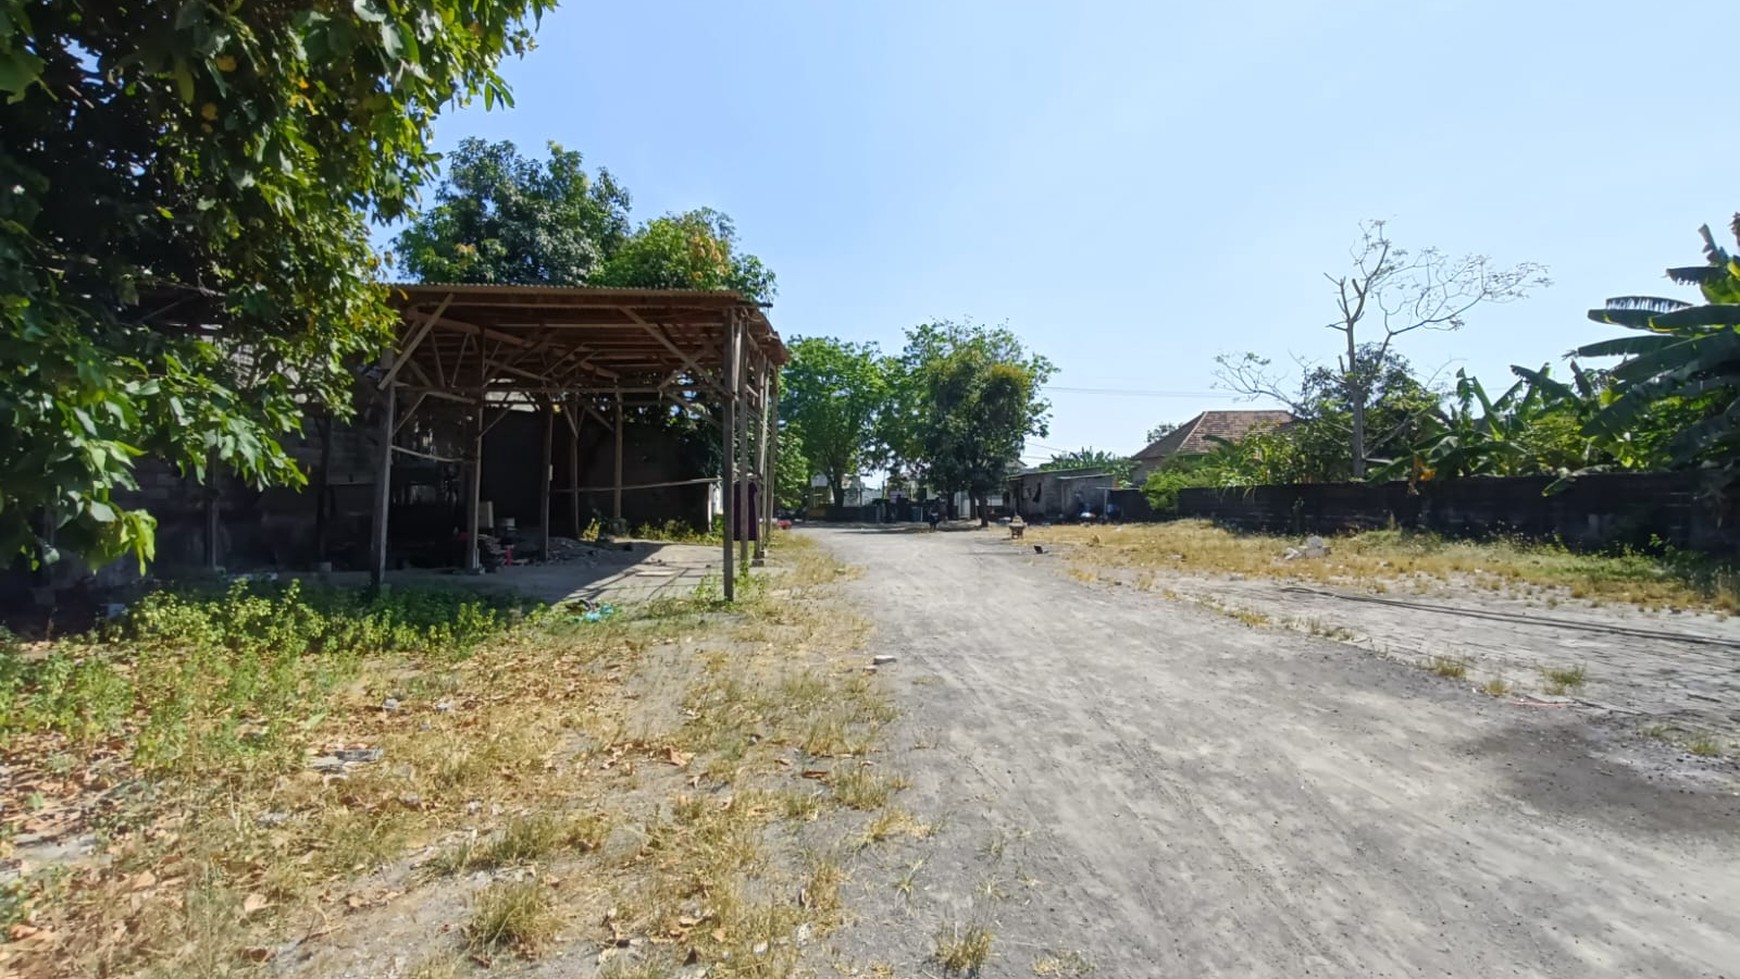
[[803, 525, 1740, 978]]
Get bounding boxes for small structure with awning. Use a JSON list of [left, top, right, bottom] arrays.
[[367, 283, 786, 601]]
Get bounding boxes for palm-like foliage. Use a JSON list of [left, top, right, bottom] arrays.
[[1369, 367, 1594, 483], [1579, 217, 1740, 470]]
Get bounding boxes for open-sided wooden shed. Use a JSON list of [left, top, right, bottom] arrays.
[[371, 284, 786, 600]]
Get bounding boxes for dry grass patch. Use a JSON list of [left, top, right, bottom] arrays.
[[1032, 520, 1740, 612], [468, 879, 561, 957], [934, 921, 995, 975], [1427, 656, 1468, 679], [1541, 664, 1587, 694], [1033, 949, 1095, 976], [2, 531, 898, 979]]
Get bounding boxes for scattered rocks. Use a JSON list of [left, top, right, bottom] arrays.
[[256, 811, 291, 828], [310, 747, 384, 773], [381, 697, 401, 713], [1283, 536, 1331, 561]]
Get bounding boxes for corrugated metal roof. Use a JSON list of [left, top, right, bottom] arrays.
[[385, 281, 765, 303]]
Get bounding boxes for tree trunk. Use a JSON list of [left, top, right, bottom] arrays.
[[830, 474, 845, 508], [976, 492, 989, 527]]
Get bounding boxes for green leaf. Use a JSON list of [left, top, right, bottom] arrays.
[[0, 48, 45, 99], [171, 59, 195, 103]]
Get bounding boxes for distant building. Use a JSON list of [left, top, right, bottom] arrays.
[[1005, 466, 1118, 522], [1131, 410, 1295, 482]]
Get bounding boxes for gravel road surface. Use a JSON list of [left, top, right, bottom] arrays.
[[810, 526, 1740, 978]]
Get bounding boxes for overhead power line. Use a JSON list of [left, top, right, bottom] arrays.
[[1042, 385, 1242, 399]]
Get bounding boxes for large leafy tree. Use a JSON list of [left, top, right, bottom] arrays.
[[1042, 447, 1134, 486], [592, 208, 776, 304], [779, 337, 888, 507], [1219, 220, 1547, 477], [394, 138, 630, 285], [1578, 218, 1740, 475], [897, 321, 1055, 524], [0, 0, 549, 567]]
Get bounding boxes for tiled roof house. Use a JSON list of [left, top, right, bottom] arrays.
[[1131, 410, 1295, 480]]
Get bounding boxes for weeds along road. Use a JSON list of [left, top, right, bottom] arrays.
[[807, 525, 1740, 978]]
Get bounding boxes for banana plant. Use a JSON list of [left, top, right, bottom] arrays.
[[1578, 217, 1740, 472], [1370, 366, 1595, 485]]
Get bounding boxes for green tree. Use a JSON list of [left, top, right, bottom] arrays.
[[1577, 217, 1740, 474], [1143, 421, 1179, 444], [394, 138, 631, 285], [1042, 447, 1134, 486], [898, 321, 1055, 525], [592, 208, 776, 304], [773, 426, 809, 511], [779, 337, 888, 507], [0, 0, 549, 567], [1219, 220, 1547, 477]]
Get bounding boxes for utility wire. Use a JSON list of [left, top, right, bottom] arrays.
[[1042, 385, 1243, 399]]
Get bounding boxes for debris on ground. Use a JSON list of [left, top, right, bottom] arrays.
[[872, 655, 897, 666], [1283, 536, 1331, 561]]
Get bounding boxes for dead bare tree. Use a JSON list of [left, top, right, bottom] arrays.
[[1218, 220, 1549, 477]]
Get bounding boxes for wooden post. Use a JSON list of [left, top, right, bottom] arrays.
[[753, 369, 772, 565], [736, 354, 751, 571], [539, 402, 553, 562], [764, 374, 779, 555], [720, 313, 739, 601], [612, 392, 624, 525], [370, 385, 394, 585], [567, 402, 582, 537], [465, 406, 484, 571]]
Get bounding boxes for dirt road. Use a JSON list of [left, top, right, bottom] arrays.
[[809, 526, 1740, 978]]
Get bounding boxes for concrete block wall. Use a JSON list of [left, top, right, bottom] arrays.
[[1172, 472, 1740, 554]]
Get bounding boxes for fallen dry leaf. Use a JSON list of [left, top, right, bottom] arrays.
[[7, 924, 39, 941], [128, 870, 156, 891], [240, 947, 272, 963], [800, 769, 830, 781], [665, 747, 693, 767], [242, 893, 271, 915]]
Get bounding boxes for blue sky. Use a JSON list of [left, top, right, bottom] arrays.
[[422, 0, 1737, 464]]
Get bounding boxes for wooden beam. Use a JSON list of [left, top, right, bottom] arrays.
[[379, 293, 451, 389], [721, 309, 738, 602], [393, 391, 429, 435], [465, 408, 484, 572], [568, 412, 583, 537], [613, 392, 624, 522], [754, 365, 772, 564], [540, 402, 553, 563], [370, 382, 394, 585], [737, 349, 750, 572]]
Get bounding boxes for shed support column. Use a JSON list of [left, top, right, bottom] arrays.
[[539, 402, 553, 563], [764, 375, 779, 557], [613, 393, 624, 525], [753, 369, 772, 565], [465, 407, 484, 572], [568, 404, 582, 537], [370, 382, 395, 586], [721, 312, 740, 601], [736, 355, 751, 571]]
